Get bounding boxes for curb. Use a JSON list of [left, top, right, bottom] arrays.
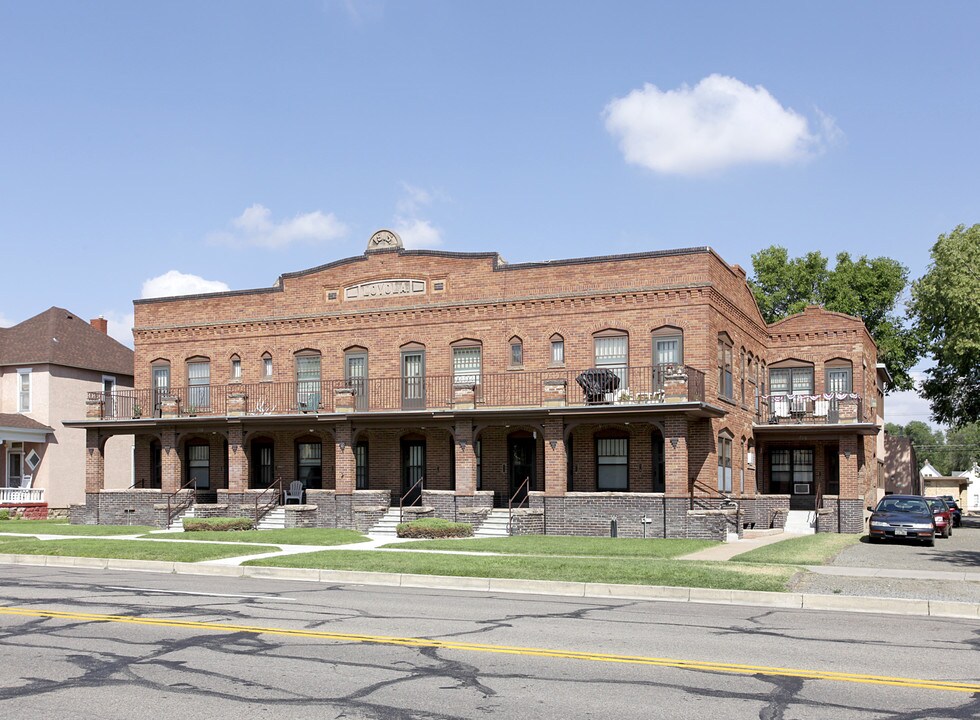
[[1, 554, 977, 620]]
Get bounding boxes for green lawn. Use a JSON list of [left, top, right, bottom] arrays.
[[387, 535, 717, 559], [0, 520, 156, 536], [0, 538, 275, 562], [730, 533, 862, 565], [245, 550, 796, 592], [145, 528, 369, 546]]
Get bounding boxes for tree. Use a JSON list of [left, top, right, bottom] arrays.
[[749, 246, 919, 390], [910, 224, 980, 428]]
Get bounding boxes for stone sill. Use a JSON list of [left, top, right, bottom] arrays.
[[283, 504, 318, 511]]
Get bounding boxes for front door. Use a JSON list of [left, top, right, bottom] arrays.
[[153, 366, 170, 417], [789, 448, 815, 510], [7, 451, 23, 488], [401, 351, 425, 410], [508, 437, 536, 505], [401, 440, 425, 505]]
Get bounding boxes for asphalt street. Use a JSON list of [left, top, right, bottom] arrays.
[[0, 566, 978, 719]]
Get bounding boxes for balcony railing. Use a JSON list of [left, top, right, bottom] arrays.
[[86, 364, 707, 420], [758, 394, 866, 425]]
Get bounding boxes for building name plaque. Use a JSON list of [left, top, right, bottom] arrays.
[[345, 279, 426, 301]]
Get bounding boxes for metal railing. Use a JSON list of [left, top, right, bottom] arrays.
[[758, 394, 865, 425], [165, 478, 198, 529], [87, 364, 710, 419], [507, 476, 530, 535], [253, 477, 285, 527], [399, 477, 424, 524]]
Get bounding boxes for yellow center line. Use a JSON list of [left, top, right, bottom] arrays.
[[2, 606, 977, 694]]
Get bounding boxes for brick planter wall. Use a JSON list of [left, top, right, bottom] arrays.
[[351, 490, 391, 532], [284, 505, 319, 528], [509, 509, 545, 535], [73, 490, 168, 527], [0, 503, 49, 520]]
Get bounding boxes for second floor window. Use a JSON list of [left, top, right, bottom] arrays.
[[296, 354, 321, 411], [262, 354, 273, 379], [510, 338, 523, 367], [595, 334, 628, 388], [453, 346, 482, 385], [717, 335, 733, 399], [231, 356, 242, 379], [652, 327, 683, 367], [550, 336, 565, 365], [770, 367, 814, 396], [17, 369, 31, 412], [187, 361, 210, 409]]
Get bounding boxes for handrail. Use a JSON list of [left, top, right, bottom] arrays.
[[690, 479, 738, 510], [254, 477, 285, 526], [507, 476, 530, 535], [165, 478, 198, 529], [399, 477, 424, 524]]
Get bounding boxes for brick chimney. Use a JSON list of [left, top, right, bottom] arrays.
[[90, 316, 108, 334]]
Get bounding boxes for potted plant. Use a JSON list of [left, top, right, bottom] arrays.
[[132, 404, 142, 419]]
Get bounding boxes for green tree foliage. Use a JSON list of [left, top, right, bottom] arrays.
[[909, 224, 980, 428], [749, 247, 919, 390]]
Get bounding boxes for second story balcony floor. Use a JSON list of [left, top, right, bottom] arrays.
[[85, 364, 707, 420], [755, 393, 876, 430]]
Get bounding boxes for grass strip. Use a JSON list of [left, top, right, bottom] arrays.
[[0, 521, 156, 536], [145, 528, 368, 546], [245, 550, 796, 592], [730, 533, 862, 565], [0, 538, 275, 562], [386, 535, 717, 558]]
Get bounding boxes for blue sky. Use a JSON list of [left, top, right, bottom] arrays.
[[2, 1, 978, 427]]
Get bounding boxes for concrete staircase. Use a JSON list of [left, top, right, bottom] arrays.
[[257, 507, 286, 530], [368, 507, 402, 538], [784, 509, 816, 534], [474, 508, 511, 538], [168, 505, 195, 531]]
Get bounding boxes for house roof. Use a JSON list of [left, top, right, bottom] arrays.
[[0, 307, 133, 377], [0, 413, 53, 432]]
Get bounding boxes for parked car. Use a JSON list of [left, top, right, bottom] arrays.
[[925, 497, 953, 538], [938, 495, 962, 527], [868, 495, 936, 546]]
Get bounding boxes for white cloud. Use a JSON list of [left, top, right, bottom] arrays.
[[603, 74, 838, 175], [99, 310, 136, 348], [141, 270, 231, 299], [209, 204, 349, 249], [393, 183, 446, 248], [394, 217, 443, 249], [0, 312, 12, 328]]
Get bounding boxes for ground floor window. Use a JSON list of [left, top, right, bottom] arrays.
[[718, 434, 733, 492], [355, 441, 369, 490], [297, 442, 321, 488], [769, 448, 814, 494], [596, 437, 628, 490]]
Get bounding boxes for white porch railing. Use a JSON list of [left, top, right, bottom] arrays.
[[0, 487, 45, 504]]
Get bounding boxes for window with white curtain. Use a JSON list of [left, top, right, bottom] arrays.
[[187, 361, 210, 409], [596, 437, 628, 490], [594, 334, 628, 388], [453, 346, 482, 385]]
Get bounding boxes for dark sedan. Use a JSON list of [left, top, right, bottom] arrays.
[[868, 495, 936, 546]]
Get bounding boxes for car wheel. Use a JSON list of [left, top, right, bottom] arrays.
[[924, 535, 935, 547], [942, 525, 949, 538], [948, 525, 953, 537]]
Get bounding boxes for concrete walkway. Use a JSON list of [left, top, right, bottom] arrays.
[[677, 532, 812, 561]]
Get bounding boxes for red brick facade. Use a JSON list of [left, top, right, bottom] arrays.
[[75, 235, 881, 536]]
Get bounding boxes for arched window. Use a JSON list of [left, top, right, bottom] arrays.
[[717, 431, 733, 492], [345, 347, 369, 412], [295, 350, 321, 412], [401, 342, 427, 410], [652, 326, 683, 368], [825, 359, 853, 394], [451, 339, 482, 386], [261, 352, 273, 380], [296, 439, 322, 489], [509, 336, 524, 368], [186, 357, 211, 410], [717, 333, 733, 400], [550, 334, 565, 366], [230, 354, 242, 380], [593, 329, 628, 390]]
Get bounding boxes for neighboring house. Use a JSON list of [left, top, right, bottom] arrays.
[[956, 465, 979, 512], [73, 231, 884, 537], [919, 459, 969, 508], [0, 308, 134, 511], [884, 433, 920, 496]]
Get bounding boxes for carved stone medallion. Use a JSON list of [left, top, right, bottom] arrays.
[[366, 229, 403, 252]]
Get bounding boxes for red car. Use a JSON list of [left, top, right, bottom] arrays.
[[926, 497, 953, 538]]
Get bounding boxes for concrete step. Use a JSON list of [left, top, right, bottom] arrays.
[[784, 509, 816, 534], [257, 508, 287, 530], [743, 527, 785, 539], [168, 506, 195, 531], [474, 509, 512, 538]]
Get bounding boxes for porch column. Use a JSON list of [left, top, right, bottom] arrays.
[[335, 421, 355, 494], [839, 435, 859, 498], [453, 420, 477, 495], [160, 427, 181, 493], [543, 419, 566, 496], [664, 417, 689, 495], [227, 423, 247, 493], [84, 429, 104, 493]]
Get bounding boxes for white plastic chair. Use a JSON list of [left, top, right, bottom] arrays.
[[283, 480, 304, 504]]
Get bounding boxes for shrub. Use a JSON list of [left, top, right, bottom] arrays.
[[0, 510, 9, 521], [396, 518, 473, 539], [183, 517, 255, 532]]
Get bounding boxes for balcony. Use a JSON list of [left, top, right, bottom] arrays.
[[0, 487, 44, 504], [757, 394, 867, 426], [85, 365, 707, 420]]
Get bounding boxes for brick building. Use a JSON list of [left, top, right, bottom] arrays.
[[70, 231, 883, 538]]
